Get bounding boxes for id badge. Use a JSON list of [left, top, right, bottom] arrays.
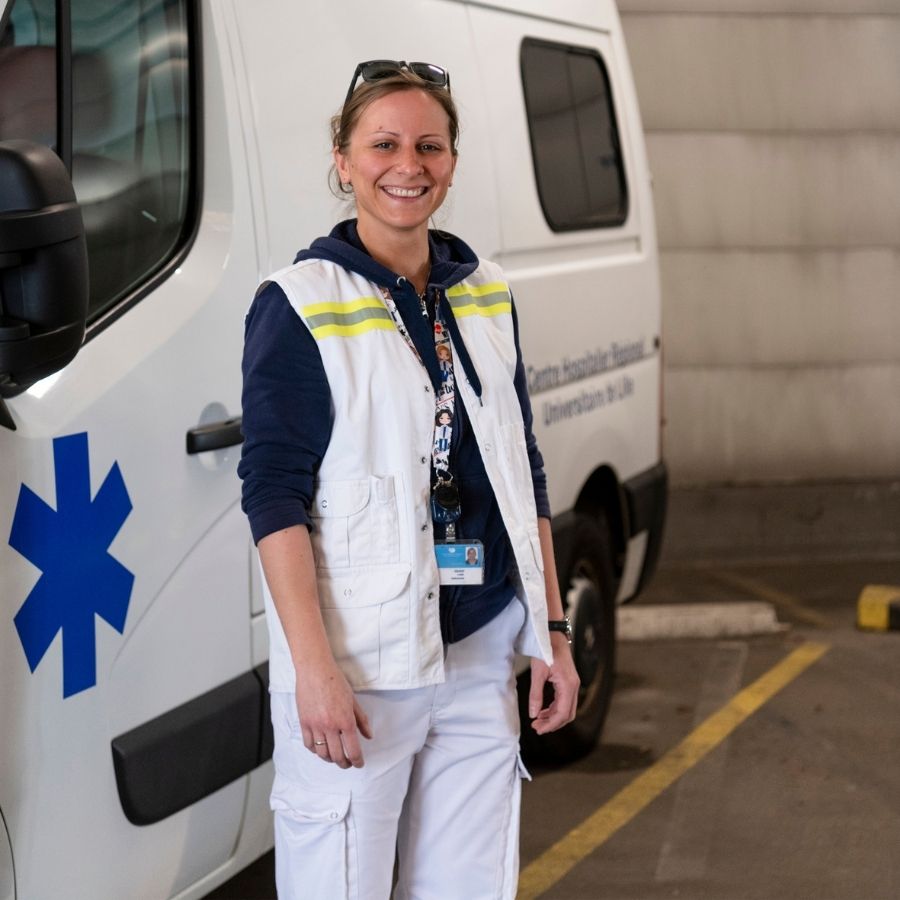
[[435, 540, 484, 586]]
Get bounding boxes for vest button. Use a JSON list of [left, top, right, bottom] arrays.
[[424, 385, 431, 393], [484, 443, 492, 453], [421, 523, 428, 532], [420, 456, 427, 464]]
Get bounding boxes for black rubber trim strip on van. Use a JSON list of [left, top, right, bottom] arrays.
[[111, 663, 274, 826], [623, 461, 668, 596]]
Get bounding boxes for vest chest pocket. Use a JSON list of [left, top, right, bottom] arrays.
[[309, 475, 403, 570]]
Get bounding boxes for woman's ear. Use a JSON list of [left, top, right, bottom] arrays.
[[333, 146, 351, 186]]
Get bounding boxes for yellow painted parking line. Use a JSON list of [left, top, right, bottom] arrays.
[[517, 641, 830, 900], [710, 570, 833, 629]]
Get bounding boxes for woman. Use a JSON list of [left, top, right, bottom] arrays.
[[239, 60, 579, 900]]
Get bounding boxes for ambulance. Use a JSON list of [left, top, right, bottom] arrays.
[[0, 0, 665, 896]]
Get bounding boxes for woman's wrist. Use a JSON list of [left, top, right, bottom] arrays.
[[548, 628, 573, 658]]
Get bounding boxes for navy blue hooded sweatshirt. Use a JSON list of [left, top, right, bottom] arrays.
[[239, 220, 550, 643]]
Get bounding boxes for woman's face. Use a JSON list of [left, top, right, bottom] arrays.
[[334, 89, 457, 241]]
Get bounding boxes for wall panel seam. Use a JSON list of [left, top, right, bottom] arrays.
[[646, 129, 900, 137], [666, 362, 900, 372], [620, 12, 900, 21], [659, 244, 900, 253]]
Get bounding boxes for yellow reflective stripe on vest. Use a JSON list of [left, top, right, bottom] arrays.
[[302, 296, 394, 339], [446, 281, 512, 318]]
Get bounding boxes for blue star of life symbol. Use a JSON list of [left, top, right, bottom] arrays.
[[9, 432, 134, 698]]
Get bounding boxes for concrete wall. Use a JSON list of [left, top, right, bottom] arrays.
[[618, 2, 900, 485]]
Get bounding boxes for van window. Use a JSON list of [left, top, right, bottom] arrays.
[[520, 38, 627, 232], [0, 0, 193, 321]]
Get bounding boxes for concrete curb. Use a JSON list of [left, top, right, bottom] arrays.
[[617, 602, 786, 641]]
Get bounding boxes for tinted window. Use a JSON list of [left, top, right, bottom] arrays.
[[0, 3, 58, 146], [0, 0, 193, 321], [521, 39, 627, 231]]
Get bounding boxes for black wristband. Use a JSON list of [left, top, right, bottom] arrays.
[[548, 616, 572, 643]]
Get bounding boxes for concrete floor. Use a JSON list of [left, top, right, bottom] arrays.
[[206, 556, 900, 900]]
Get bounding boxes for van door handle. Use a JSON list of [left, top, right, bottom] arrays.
[[186, 416, 243, 454]]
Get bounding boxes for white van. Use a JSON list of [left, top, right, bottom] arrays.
[[0, 0, 665, 896]]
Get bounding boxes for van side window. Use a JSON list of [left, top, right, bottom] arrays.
[[0, 0, 193, 322], [0, 3, 58, 148], [520, 38, 628, 232]]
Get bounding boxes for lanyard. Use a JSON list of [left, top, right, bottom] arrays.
[[379, 286, 456, 480]]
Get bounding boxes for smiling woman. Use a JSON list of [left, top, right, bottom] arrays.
[[329, 67, 459, 298], [333, 88, 457, 292], [238, 60, 579, 900]]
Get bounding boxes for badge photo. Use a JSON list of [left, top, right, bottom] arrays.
[[435, 540, 484, 585]]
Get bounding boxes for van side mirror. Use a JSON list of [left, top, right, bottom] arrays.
[[0, 140, 89, 399]]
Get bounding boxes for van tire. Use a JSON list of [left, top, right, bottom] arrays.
[[519, 512, 617, 764]]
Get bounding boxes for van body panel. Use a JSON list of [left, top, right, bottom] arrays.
[[467, 6, 641, 252], [229, 0, 501, 275], [0, 0, 663, 895], [465, 1, 661, 557], [447, 0, 617, 32], [0, 810, 11, 900], [0, 2, 261, 897]]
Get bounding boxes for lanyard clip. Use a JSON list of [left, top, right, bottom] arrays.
[[431, 478, 461, 528]]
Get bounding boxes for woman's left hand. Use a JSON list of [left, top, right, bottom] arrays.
[[528, 631, 580, 734]]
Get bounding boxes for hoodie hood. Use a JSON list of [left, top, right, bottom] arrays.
[[294, 219, 480, 292], [294, 219, 485, 401]]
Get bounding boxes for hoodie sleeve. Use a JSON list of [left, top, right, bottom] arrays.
[[511, 296, 551, 519], [238, 281, 333, 544]]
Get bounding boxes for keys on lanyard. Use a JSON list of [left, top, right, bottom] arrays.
[[431, 478, 461, 530], [431, 480, 462, 525]]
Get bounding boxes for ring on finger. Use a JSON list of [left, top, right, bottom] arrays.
[[314, 739, 327, 746]]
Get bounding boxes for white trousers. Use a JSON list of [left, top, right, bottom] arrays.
[[269, 598, 530, 900]]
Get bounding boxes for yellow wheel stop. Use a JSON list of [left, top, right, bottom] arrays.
[[856, 585, 900, 632]]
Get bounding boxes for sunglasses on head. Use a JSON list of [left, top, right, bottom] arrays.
[[344, 60, 451, 106]]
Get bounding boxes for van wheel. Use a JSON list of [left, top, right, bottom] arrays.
[[519, 512, 617, 764]]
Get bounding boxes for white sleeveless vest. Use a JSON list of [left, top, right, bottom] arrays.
[[261, 256, 552, 692]]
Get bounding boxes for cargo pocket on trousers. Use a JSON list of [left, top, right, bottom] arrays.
[[495, 751, 533, 900], [270, 781, 354, 900]]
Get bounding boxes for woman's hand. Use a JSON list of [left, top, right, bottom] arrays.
[[295, 657, 373, 768], [529, 517, 581, 734], [528, 631, 580, 734]]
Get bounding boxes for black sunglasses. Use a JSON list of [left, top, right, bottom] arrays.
[[344, 60, 451, 106]]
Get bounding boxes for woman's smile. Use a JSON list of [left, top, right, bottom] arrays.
[[381, 185, 428, 198]]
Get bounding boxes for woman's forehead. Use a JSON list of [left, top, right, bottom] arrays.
[[355, 89, 451, 134]]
